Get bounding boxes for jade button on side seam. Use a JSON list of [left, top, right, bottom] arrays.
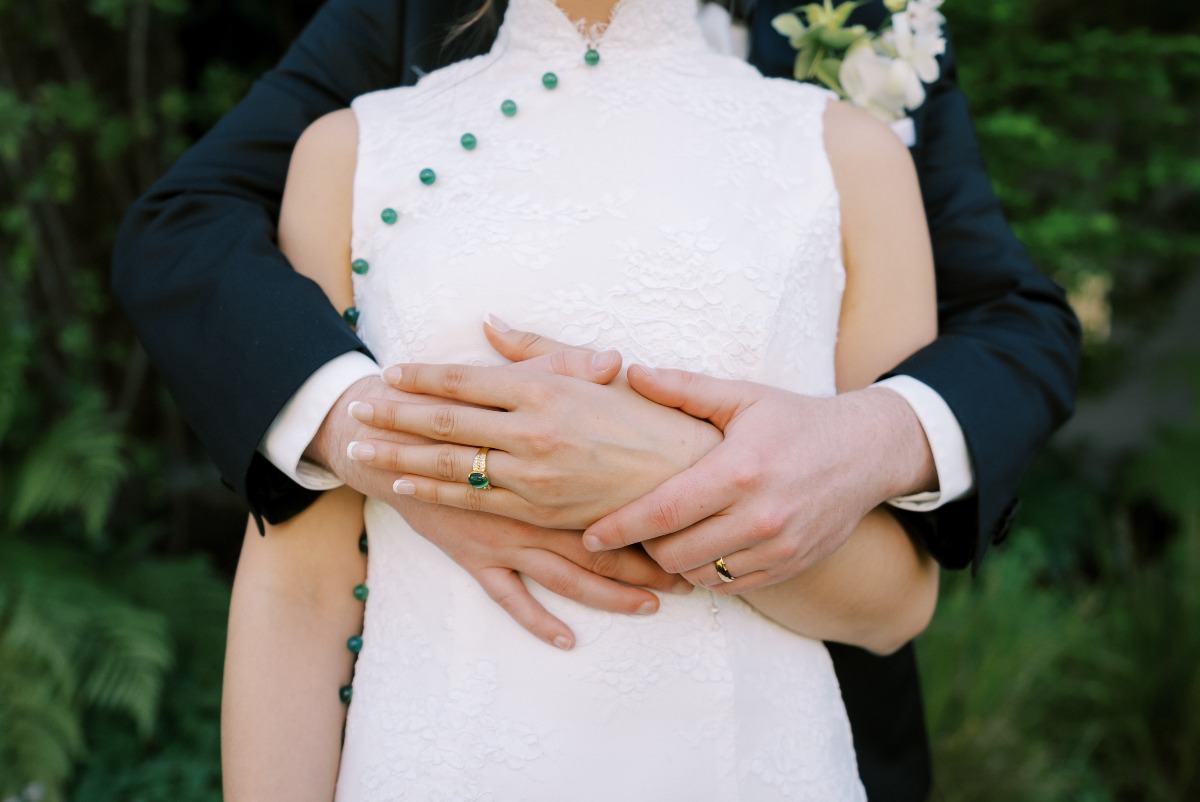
[[461, 132, 477, 150], [353, 584, 369, 602], [347, 636, 363, 654], [381, 208, 398, 225], [501, 99, 518, 117], [351, 259, 369, 275], [542, 72, 558, 89], [339, 686, 353, 704], [419, 168, 436, 185], [343, 307, 360, 326]]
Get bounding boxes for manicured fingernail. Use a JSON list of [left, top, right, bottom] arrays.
[[671, 580, 695, 596], [392, 479, 416, 495], [582, 535, 603, 552], [348, 401, 374, 421], [347, 441, 376, 461], [553, 636, 573, 651], [635, 601, 657, 616], [485, 313, 512, 333], [382, 365, 403, 385], [592, 350, 618, 372]]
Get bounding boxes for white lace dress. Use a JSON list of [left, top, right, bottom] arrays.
[[335, 0, 864, 799]]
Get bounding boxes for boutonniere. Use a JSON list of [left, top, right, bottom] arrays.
[[772, 0, 946, 126]]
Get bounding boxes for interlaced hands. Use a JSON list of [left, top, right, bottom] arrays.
[[311, 342, 690, 651]]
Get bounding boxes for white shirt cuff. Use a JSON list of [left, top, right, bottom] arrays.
[[874, 375, 975, 512], [258, 352, 381, 490]]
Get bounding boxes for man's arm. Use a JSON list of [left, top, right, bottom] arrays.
[[889, 30, 1082, 569], [111, 0, 482, 521]]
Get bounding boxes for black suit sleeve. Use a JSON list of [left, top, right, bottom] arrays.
[[886, 32, 1082, 569], [111, 0, 412, 522]]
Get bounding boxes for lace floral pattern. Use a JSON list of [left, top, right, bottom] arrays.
[[338, 1, 863, 799]]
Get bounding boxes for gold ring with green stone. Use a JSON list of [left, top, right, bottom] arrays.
[[468, 447, 492, 490]]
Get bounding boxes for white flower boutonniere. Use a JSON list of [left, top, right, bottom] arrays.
[[773, 0, 946, 128]]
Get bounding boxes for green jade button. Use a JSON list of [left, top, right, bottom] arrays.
[[419, 168, 436, 186], [347, 636, 363, 654], [353, 584, 369, 602], [351, 259, 369, 275], [343, 307, 360, 327], [584, 48, 600, 66], [468, 472, 491, 489], [501, 99, 518, 117], [339, 685, 353, 704], [461, 132, 477, 150], [542, 72, 558, 89], [381, 208, 398, 225], [359, 532, 368, 554]]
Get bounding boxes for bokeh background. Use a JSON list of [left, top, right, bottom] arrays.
[[1, 0, 1198, 799]]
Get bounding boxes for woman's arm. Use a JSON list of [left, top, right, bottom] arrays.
[[222, 487, 366, 801], [221, 110, 369, 799], [739, 100, 940, 655]]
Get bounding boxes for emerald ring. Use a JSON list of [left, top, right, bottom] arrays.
[[468, 447, 492, 490]]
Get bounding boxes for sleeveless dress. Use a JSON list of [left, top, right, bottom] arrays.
[[336, 1, 864, 799]]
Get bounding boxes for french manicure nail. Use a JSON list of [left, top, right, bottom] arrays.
[[347, 441, 376, 461], [485, 313, 512, 333], [382, 365, 403, 385], [635, 601, 657, 616], [392, 479, 416, 495], [348, 401, 374, 421], [582, 535, 603, 552], [553, 636, 573, 651]]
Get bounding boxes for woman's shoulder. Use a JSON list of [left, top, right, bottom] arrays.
[[291, 108, 359, 176], [822, 99, 915, 186]]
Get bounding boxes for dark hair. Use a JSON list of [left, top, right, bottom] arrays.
[[445, 0, 504, 49]]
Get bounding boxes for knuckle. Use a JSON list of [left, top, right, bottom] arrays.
[[728, 461, 762, 492], [648, 497, 682, 535], [745, 508, 786, 543], [464, 488, 485, 512], [431, 406, 458, 439], [587, 547, 623, 578], [436, 446, 457, 481], [515, 331, 545, 357], [441, 365, 469, 397], [549, 349, 570, 376]]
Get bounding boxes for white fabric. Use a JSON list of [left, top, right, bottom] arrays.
[[336, 0, 865, 798], [877, 375, 976, 509], [258, 351, 379, 489], [259, 0, 962, 508]]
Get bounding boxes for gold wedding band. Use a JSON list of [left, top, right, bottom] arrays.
[[468, 447, 492, 490], [714, 557, 736, 584]]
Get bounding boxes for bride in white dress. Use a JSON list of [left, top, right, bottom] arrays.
[[222, 1, 940, 799]]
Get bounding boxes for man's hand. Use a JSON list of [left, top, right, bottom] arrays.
[[305, 350, 690, 649], [580, 365, 938, 594]]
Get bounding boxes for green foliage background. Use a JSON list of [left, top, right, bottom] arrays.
[[0, 1, 1197, 800]]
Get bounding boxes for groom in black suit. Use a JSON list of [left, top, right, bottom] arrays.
[[112, 1, 1080, 799]]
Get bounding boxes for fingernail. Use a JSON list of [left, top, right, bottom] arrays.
[[591, 350, 618, 372], [553, 636, 573, 651], [347, 441, 376, 461], [485, 313, 512, 333], [392, 479, 416, 495], [635, 600, 657, 615], [582, 535, 603, 552], [348, 401, 374, 421], [382, 365, 403, 385], [671, 580, 695, 596], [632, 364, 657, 379]]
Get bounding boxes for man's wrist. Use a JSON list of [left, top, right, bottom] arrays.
[[855, 385, 939, 500]]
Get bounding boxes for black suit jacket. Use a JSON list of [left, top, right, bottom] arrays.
[[112, 2, 1081, 799]]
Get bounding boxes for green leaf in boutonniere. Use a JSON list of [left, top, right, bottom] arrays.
[[774, 0, 947, 124]]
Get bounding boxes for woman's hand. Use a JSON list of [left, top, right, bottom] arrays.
[[345, 327, 724, 530]]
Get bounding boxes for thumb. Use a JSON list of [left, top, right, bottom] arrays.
[[626, 365, 755, 429], [484, 315, 579, 362]]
